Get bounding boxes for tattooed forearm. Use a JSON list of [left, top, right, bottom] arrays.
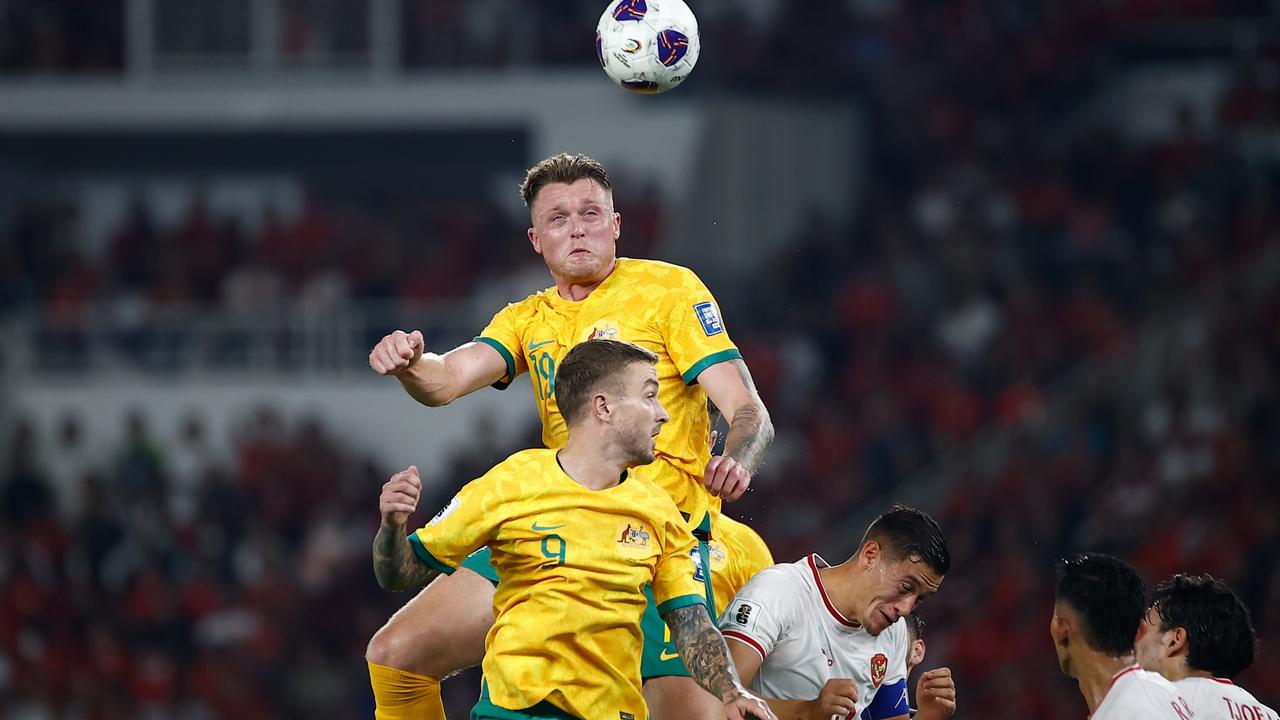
[[664, 605, 745, 703], [723, 400, 773, 475], [373, 525, 439, 592], [719, 361, 774, 477]]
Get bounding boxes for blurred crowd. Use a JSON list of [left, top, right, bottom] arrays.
[[0, 405, 547, 718], [732, 60, 1280, 557], [717, 4, 1280, 715], [0, 184, 665, 372], [2, 409, 392, 718], [0, 189, 665, 319], [3, 0, 1280, 718], [0, 195, 517, 316], [730, 184, 1280, 715]]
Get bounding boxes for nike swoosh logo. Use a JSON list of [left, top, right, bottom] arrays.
[[659, 650, 680, 662], [531, 522, 566, 532], [527, 340, 555, 351]]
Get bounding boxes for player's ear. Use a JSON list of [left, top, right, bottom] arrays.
[[592, 391, 610, 422], [1165, 626, 1188, 658], [860, 540, 882, 567], [1049, 611, 1071, 647], [528, 226, 542, 255], [910, 639, 926, 667]]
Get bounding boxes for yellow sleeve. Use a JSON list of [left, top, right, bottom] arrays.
[[652, 507, 705, 616], [659, 269, 742, 386], [408, 476, 501, 575], [474, 302, 529, 389]]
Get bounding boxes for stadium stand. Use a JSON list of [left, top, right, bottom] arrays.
[[1, 1, 1277, 717]]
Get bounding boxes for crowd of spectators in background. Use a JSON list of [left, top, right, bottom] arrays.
[[714, 3, 1280, 714], [0, 185, 666, 374], [0, 407, 492, 717], [2, 0, 1279, 717], [0, 195, 521, 317], [0, 187, 665, 326]]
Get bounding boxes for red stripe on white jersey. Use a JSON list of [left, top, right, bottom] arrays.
[[723, 630, 767, 660]]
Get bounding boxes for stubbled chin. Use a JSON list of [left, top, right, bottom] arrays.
[[558, 260, 602, 281]]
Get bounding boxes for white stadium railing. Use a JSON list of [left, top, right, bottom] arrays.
[[0, 299, 478, 377]]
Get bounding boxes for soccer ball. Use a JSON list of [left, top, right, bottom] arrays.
[[595, 0, 700, 94]]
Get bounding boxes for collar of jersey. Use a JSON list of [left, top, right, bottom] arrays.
[[1089, 664, 1142, 719], [807, 554, 862, 630], [553, 451, 628, 490]]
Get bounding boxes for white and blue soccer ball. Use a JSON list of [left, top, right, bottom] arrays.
[[595, 0, 700, 94]]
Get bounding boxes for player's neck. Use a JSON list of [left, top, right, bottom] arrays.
[[1163, 662, 1212, 683], [553, 260, 617, 302], [819, 562, 866, 625], [556, 443, 629, 491], [1076, 652, 1138, 713]]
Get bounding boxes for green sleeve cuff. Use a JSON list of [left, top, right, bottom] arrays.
[[473, 336, 516, 390], [656, 593, 707, 618], [680, 348, 743, 386], [407, 532, 456, 575]]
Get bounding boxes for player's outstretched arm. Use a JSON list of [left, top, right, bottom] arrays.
[[369, 331, 507, 407], [663, 605, 778, 719], [698, 358, 774, 502], [372, 466, 440, 592]]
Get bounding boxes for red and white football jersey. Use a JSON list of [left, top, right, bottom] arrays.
[[1092, 665, 1195, 720], [718, 555, 910, 719], [1173, 677, 1277, 720]]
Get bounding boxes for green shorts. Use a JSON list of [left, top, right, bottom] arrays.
[[459, 513, 717, 681], [471, 680, 579, 720]]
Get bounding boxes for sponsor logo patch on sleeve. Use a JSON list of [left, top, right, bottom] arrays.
[[729, 601, 758, 632], [693, 301, 724, 336], [428, 495, 461, 526]]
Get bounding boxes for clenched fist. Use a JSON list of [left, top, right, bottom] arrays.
[[809, 678, 858, 719], [704, 455, 751, 502], [380, 466, 422, 529], [369, 330, 425, 376], [915, 667, 956, 720]]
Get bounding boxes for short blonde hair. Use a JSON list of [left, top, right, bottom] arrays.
[[519, 153, 612, 208], [555, 339, 658, 425]]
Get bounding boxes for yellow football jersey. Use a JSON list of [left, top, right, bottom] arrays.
[[408, 448, 705, 720], [708, 512, 775, 616], [476, 257, 741, 523]]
